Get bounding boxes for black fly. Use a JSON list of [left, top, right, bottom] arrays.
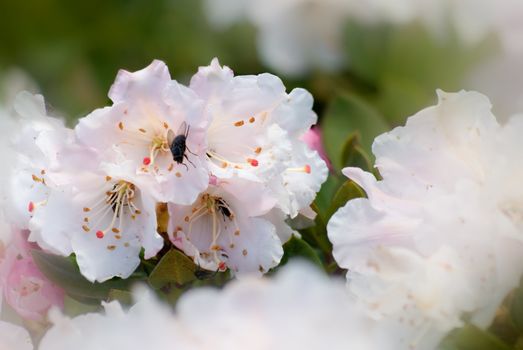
[[168, 122, 196, 171], [216, 198, 232, 220]]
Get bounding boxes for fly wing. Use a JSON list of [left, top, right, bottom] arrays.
[[176, 121, 188, 136], [167, 129, 175, 145]]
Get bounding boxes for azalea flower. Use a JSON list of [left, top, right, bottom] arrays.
[[168, 176, 282, 275], [190, 59, 327, 218], [328, 90, 523, 349], [40, 263, 381, 350], [4, 92, 162, 282], [0, 230, 64, 322], [75, 60, 210, 205], [204, 0, 353, 75], [30, 150, 163, 282], [4, 92, 69, 229]]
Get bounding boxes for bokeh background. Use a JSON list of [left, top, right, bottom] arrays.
[[0, 0, 519, 207], [0, 0, 507, 121]]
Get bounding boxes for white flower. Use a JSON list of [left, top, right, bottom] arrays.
[[204, 0, 353, 75], [39, 289, 179, 350], [269, 139, 328, 218], [40, 263, 381, 350], [75, 60, 210, 205], [328, 90, 523, 349], [3, 92, 160, 282], [168, 176, 282, 275], [30, 149, 163, 282], [190, 59, 327, 218], [6, 92, 69, 230], [0, 321, 33, 350], [352, 0, 523, 50]]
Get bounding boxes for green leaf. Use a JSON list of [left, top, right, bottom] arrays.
[[374, 75, 434, 126], [315, 174, 342, 217], [341, 132, 374, 171], [440, 325, 512, 350], [322, 93, 388, 170], [326, 180, 365, 220], [511, 278, 523, 332], [148, 249, 197, 289], [107, 289, 134, 306], [32, 250, 143, 304], [280, 236, 323, 269], [63, 296, 101, 317]]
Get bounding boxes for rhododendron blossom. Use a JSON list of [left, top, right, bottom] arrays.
[[1, 230, 64, 322], [76, 60, 210, 205], [328, 90, 523, 349], [168, 177, 282, 275]]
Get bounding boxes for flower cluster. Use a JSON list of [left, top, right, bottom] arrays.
[[6, 59, 327, 283], [328, 90, 523, 349]]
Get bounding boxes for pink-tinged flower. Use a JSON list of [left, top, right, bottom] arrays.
[[29, 149, 163, 282], [168, 177, 282, 276], [190, 58, 294, 182], [75, 60, 210, 205], [190, 59, 328, 219], [300, 127, 332, 170], [328, 90, 523, 349], [1, 230, 64, 322]]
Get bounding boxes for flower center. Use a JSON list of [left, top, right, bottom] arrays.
[[206, 115, 266, 170], [176, 194, 240, 269], [81, 180, 141, 240]]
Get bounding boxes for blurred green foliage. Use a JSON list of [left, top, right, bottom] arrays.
[[0, 0, 259, 119]]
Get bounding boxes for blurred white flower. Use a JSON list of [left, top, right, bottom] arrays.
[[76, 60, 210, 205], [40, 263, 380, 350], [204, 0, 353, 75], [0, 321, 33, 350], [328, 90, 523, 349], [353, 0, 523, 50]]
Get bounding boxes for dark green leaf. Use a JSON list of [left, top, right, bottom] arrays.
[[280, 236, 323, 269], [511, 278, 523, 332], [32, 250, 143, 303], [148, 249, 197, 289], [107, 289, 134, 306], [341, 132, 374, 171], [315, 174, 342, 217], [322, 93, 388, 170], [440, 324, 512, 350], [63, 296, 101, 317], [326, 180, 365, 220]]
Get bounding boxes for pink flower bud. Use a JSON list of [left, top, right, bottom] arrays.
[[300, 127, 332, 170], [1, 230, 64, 322]]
